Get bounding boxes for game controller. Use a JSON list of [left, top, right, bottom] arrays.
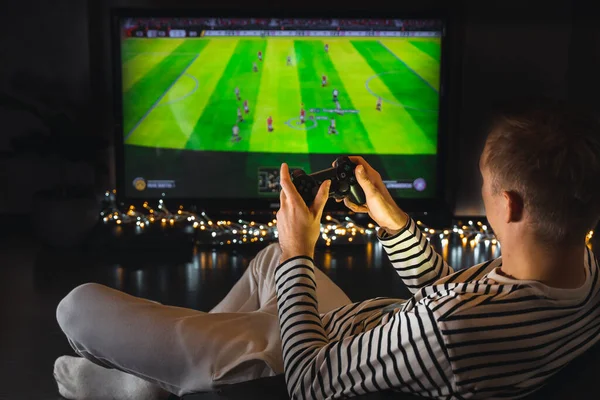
[[291, 156, 367, 206]]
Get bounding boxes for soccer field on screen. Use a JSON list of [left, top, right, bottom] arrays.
[[122, 37, 441, 155]]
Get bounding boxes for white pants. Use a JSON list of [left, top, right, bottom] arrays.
[[56, 244, 352, 396]]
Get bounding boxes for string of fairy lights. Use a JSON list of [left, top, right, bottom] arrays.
[[100, 190, 595, 249]]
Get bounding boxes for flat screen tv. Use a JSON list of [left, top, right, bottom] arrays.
[[112, 12, 449, 211]]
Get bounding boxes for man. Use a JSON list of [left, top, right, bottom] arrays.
[[376, 96, 382, 111], [237, 107, 243, 123], [332, 88, 338, 102], [300, 105, 305, 124], [54, 100, 600, 400], [234, 87, 240, 101], [258, 50, 263, 62], [231, 124, 241, 142], [267, 115, 273, 132], [243, 99, 250, 114], [286, 55, 291, 66], [335, 100, 342, 115], [253, 62, 258, 72], [328, 117, 337, 135], [324, 43, 329, 53], [322, 74, 327, 87]]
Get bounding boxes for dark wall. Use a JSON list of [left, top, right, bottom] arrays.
[[455, 2, 573, 215], [0, 0, 586, 217], [568, 1, 600, 111], [0, 0, 95, 213]]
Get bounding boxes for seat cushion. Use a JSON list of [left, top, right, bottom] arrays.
[[179, 340, 600, 399]]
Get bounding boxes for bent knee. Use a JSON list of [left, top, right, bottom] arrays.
[[245, 243, 282, 283], [56, 283, 109, 336]]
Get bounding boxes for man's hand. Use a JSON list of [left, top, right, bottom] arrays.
[[335, 156, 409, 235], [277, 163, 331, 262]]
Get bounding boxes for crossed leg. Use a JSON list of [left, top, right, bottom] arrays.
[[54, 244, 352, 398]]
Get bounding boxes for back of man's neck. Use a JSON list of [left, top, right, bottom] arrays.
[[499, 245, 587, 289]]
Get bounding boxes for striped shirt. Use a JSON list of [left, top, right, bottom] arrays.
[[275, 218, 600, 399]]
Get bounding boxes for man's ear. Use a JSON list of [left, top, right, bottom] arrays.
[[502, 191, 524, 223]]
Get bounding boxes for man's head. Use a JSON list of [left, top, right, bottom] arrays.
[[480, 99, 600, 247]]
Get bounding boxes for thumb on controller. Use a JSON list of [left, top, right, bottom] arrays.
[[355, 165, 377, 196]]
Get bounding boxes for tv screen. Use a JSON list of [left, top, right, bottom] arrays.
[[115, 15, 445, 206]]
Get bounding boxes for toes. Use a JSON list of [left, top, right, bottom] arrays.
[[57, 380, 75, 400], [54, 356, 78, 397]]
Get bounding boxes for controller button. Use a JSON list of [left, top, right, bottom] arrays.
[[340, 172, 346, 179], [339, 182, 349, 192]]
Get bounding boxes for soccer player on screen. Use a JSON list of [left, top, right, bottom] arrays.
[[237, 107, 244, 123], [328, 118, 337, 135], [335, 100, 343, 115], [286, 55, 291, 66], [324, 43, 329, 53], [322, 75, 327, 87], [332, 88, 339, 102], [376, 97, 382, 111], [235, 87, 240, 101], [231, 124, 241, 142], [243, 100, 250, 114], [300, 105, 306, 124], [253, 62, 258, 72], [267, 116, 273, 132], [258, 51, 263, 62]]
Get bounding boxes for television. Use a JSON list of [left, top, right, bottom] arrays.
[[112, 11, 450, 212]]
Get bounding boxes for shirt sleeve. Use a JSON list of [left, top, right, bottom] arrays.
[[377, 217, 454, 294], [275, 256, 454, 399]]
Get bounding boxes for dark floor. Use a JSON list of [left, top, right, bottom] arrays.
[[1, 225, 594, 400]]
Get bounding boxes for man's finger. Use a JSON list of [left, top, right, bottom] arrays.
[[348, 156, 372, 171], [310, 180, 331, 216], [354, 165, 378, 196], [279, 163, 303, 205], [279, 184, 287, 204], [344, 197, 369, 213]]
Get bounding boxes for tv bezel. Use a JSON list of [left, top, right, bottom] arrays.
[[111, 8, 458, 216]]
